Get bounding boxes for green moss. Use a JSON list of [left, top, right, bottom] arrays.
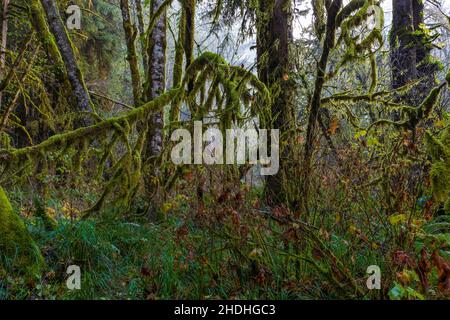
[[429, 161, 450, 202], [0, 187, 44, 276], [28, 0, 66, 81], [426, 128, 450, 210], [34, 197, 57, 231], [416, 83, 446, 120], [183, 0, 196, 67], [313, 0, 326, 40]]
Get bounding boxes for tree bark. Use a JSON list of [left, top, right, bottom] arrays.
[[390, 0, 437, 122], [145, 0, 167, 158], [40, 0, 94, 113], [29, 0, 66, 83], [390, 0, 417, 93], [134, 0, 148, 73], [257, 0, 296, 206], [120, 0, 142, 105], [169, 9, 186, 124], [183, 0, 195, 70], [0, 0, 10, 109]]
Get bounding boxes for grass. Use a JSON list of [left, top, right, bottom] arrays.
[[0, 183, 448, 300]]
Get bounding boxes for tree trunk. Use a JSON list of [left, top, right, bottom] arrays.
[[144, 0, 166, 159], [390, 0, 437, 122], [258, 0, 296, 206], [0, 186, 44, 275], [29, 0, 66, 84], [121, 0, 141, 105], [40, 0, 94, 114], [301, 0, 342, 215], [183, 0, 195, 69], [0, 0, 10, 109], [390, 0, 417, 93], [169, 9, 186, 123], [134, 0, 148, 73]]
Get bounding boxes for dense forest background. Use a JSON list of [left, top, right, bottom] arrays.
[[0, 0, 449, 299]]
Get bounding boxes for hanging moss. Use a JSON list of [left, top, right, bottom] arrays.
[[408, 82, 446, 128], [426, 128, 450, 213], [168, 51, 270, 126], [0, 187, 44, 276], [0, 88, 180, 164], [335, 1, 384, 71], [0, 50, 269, 216]]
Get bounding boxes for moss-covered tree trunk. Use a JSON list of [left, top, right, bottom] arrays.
[[389, 0, 440, 213], [142, 0, 167, 197], [390, 0, 437, 110], [0, 187, 44, 275], [145, 0, 166, 156], [134, 0, 148, 73], [169, 8, 186, 124], [183, 0, 195, 71], [257, 0, 296, 206], [390, 0, 417, 93], [121, 0, 142, 105], [40, 0, 94, 113], [29, 0, 67, 84]]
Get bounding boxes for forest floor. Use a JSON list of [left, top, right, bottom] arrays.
[[1, 180, 448, 300]]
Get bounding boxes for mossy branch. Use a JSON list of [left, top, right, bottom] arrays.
[[0, 89, 180, 163]]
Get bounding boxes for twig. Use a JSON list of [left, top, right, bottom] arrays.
[[89, 90, 133, 110]]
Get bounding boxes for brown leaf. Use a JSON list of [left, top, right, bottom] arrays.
[[415, 248, 431, 292], [328, 118, 339, 135], [392, 250, 414, 268], [432, 251, 450, 295]]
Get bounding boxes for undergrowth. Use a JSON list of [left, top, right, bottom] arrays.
[[0, 181, 448, 300]]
